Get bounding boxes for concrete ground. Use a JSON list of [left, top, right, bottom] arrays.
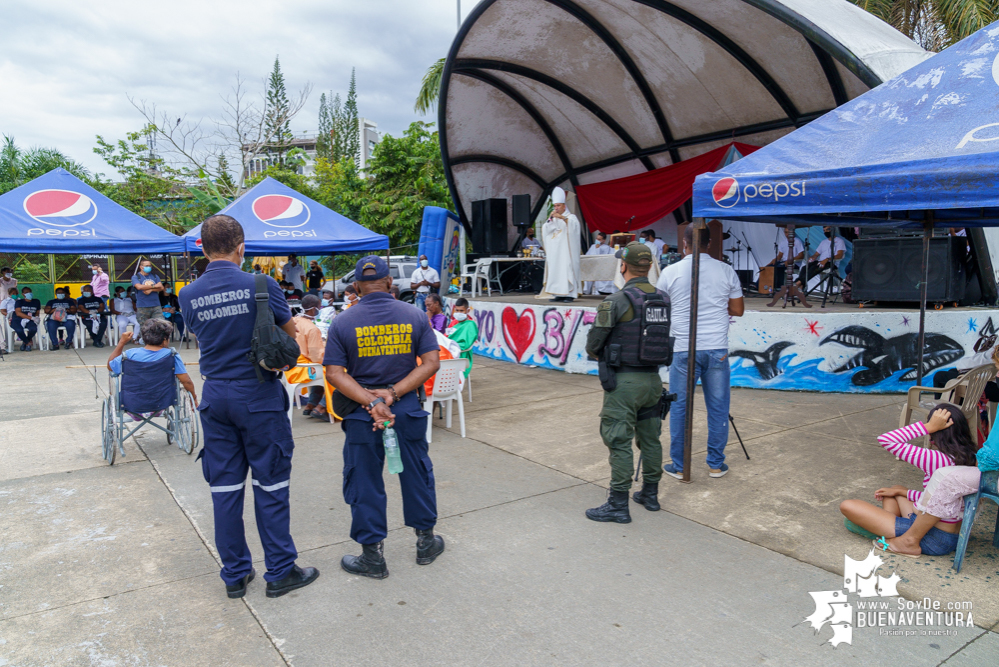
[[1, 343, 997, 666]]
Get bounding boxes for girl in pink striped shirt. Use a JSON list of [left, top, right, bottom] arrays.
[[839, 404, 978, 556]]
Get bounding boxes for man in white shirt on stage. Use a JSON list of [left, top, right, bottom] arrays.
[[642, 230, 665, 262], [657, 225, 744, 480], [584, 232, 615, 295], [541, 187, 581, 303], [794, 226, 845, 296]]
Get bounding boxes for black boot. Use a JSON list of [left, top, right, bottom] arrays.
[[415, 528, 445, 565], [225, 568, 255, 599], [585, 490, 631, 523], [632, 482, 661, 511], [265, 564, 320, 598], [341, 541, 389, 579]]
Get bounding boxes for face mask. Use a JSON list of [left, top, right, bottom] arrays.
[[116, 293, 124, 299], [321, 299, 330, 307], [824, 231, 832, 238], [4, 273, 11, 278], [454, 312, 468, 322], [142, 266, 152, 274], [285, 290, 294, 295], [56, 293, 66, 298], [165, 288, 173, 294], [595, 240, 602, 246], [92, 269, 98, 275], [420, 260, 429, 268], [83, 291, 92, 297], [24, 292, 32, 300]]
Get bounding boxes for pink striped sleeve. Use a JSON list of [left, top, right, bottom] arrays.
[[877, 422, 930, 466], [907, 490, 922, 503]]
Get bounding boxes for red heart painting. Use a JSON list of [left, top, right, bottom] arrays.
[[501, 307, 536, 362]]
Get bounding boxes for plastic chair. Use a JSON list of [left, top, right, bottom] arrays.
[[111, 317, 139, 347], [423, 358, 468, 442], [461, 259, 493, 297], [2, 316, 13, 353], [39, 314, 81, 351], [899, 364, 996, 440], [953, 470, 999, 573], [281, 363, 326, 430]]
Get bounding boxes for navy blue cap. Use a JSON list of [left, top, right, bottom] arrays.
[[355, 255, 390, 281]]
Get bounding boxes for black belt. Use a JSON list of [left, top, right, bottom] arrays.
[[614, 365, 660, 374]]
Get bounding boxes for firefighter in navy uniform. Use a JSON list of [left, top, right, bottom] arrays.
[[180, 214, 319, 599], [585, 241, 673, 523], [324, 256, 442, 579]]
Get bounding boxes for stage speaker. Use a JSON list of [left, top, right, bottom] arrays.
[[471, 198, 508, 255], [852, 237, 966, 302], [512, 194, 531, 227]]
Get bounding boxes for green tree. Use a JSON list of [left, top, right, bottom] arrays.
[[0, 135, 91, 194], [343, 69, 360, 167], [850, 0, 997, 50], [359, 121, 452, 247], [313, 155, 365, 223], [414, 58, 445, 115], [264, 56, 293, 159]]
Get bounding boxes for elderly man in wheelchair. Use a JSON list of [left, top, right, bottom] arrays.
[[101, 318, 199, 464]]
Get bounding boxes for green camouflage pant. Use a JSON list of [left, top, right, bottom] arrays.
[[600, 372, 663, 492]]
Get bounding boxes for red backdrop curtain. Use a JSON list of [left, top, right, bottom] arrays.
[[575, 142, 760, 233]]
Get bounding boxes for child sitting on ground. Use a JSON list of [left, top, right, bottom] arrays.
[[840, 404, 978, 556]]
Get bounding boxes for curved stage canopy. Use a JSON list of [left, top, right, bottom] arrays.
[[440, 0, 931, 231]]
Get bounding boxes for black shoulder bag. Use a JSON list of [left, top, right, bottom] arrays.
[[247, 274, 300, 382]]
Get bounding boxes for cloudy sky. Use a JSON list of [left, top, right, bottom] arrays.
[[1, 0, 480, 177]]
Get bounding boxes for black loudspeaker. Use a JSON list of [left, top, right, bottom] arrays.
[[512, 194, 531, 227], [852, 237, 966, 302], [471, 199, 508, 255]]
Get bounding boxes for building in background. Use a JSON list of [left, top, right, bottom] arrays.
[[244, 118, 381, 180]]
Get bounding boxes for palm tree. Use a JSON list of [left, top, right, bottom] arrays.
[[851, 0, 998, 51], [414, 58, 445, 115], [0, 135, 90, 195]]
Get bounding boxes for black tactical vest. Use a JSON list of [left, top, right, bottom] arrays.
[[605, 287, 673, 367]]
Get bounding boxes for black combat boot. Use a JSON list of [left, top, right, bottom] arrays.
[[265, 564, 320, 598], [341, 541, 389, 579], [632, 482, 661, 511], [585, 490, 632, 523], [415, 528, 445, 565]]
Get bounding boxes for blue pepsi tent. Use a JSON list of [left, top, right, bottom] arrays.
[[0, 168, 185, 253], [693, 24, 999, 227], [182, 177, 387, 254], [691, 22, 999, 389]]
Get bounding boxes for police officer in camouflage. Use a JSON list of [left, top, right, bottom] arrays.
[[585, 241, 673, 523]]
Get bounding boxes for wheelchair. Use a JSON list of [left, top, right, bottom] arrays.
[[101, 352, 199, 465]]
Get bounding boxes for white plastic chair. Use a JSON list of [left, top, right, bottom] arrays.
[[423, 357, 468, 442], [111, 317, 139, 346], [281, 363, 326, 430], [39, 313, 82, 350], [2, 316, 13, 353], [461, 259, 494, 297]]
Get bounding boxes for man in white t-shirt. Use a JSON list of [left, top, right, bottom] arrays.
[[656, 225, 744, 479], [281, 254, 306, 292], [795, 226, 846, 293], [642, 230, 665, 261], [409, 255, 441, 312]]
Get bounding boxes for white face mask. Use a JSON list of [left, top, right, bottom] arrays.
[[420, 260, 429, 268], [82, 291, 92, 297], [5, 273, 12, 278], [453, 312, 468, 321], [23, 292, 32, 300]]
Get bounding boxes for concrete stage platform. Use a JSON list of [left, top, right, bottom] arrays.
[[453, 292, 999, 394]]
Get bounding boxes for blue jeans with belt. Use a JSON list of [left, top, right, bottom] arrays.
[[414, 292, 428, 311], [197, 378, 298, 585], [668, 349, 731, 470]]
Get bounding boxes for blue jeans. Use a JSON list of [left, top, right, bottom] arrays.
[[414, 292, 428, 311], [895, 514, 960, 556], [46, 318, 75, 348], [668, 349, 731, 470]]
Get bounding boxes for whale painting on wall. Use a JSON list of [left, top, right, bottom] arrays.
[[452, 299, 991, 394]]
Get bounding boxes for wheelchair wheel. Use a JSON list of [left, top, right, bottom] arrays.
[[175, 391, 199, 455], [101, 397, 118, 465]]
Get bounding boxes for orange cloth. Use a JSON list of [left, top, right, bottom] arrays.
[[293, 316, 325, 364]]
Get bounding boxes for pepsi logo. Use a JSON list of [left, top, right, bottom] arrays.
[[195, 238, 203, 248], [23, 189, 98, 227], [252, 194, 310, 228], [712, 178, 740, 208]]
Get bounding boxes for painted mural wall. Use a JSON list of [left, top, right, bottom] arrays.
[[452, 298, 999, 394]]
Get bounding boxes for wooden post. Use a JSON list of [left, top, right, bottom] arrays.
[[682, 219, 705, 483], [916, 215, 934, 386]]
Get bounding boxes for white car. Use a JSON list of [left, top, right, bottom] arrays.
[[322, 256, 420, 303]]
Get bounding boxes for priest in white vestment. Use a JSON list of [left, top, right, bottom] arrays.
[[584, 231, 616, 295], [541, 187, 582, 302]]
